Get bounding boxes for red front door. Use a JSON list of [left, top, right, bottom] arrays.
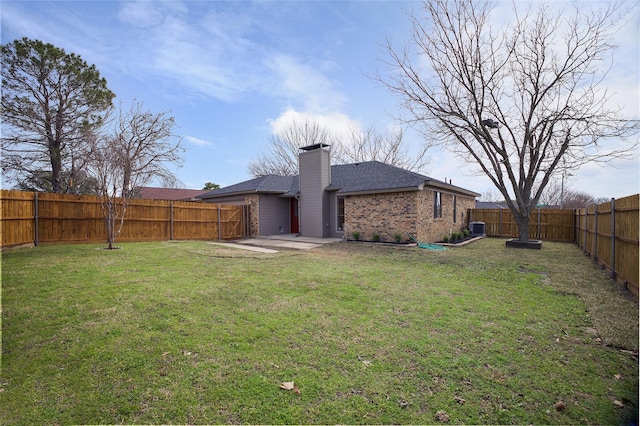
[[290, 198, 299, 234]]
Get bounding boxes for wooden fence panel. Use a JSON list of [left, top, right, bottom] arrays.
[[171, 200, 219, 240], [0, 190, 35, 247], [612, 195, 639, 296], [119, 198, 172, 241], [575, 197, 639, 295], [220, 205, 244, 240], [37, 193, 103, 243], [468, 207, 575, 241], [0, 190, 246, 247]]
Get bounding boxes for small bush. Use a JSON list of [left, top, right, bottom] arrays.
[[442, 235, 450, 243], [352, 231, 360, 241], [462, 229, 470, 237], [372, 233, 381, 242], [394, 233, 402, 243]]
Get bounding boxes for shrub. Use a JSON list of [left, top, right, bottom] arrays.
[[352, 231, 361, 240], [462, 229, 470, 237], [394, 233, 402, 243], [373, 233, 381, 242], [442, 235, 450, 243]]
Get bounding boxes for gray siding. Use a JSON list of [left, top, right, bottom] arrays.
[[258, 194, 290, 235], [299, 147, 331, 237]]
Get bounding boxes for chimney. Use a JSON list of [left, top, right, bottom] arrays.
[[298, 143, 331, 238]]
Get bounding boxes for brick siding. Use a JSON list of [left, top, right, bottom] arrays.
[[244, 195, 260, 237], [345, 189, 475, 243], [416, 190, 475, 242]]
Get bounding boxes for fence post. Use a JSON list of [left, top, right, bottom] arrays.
[[593, 204, 598, 260], [217, 205, 221, 240], [537, 208, 541, 239], [610, 198, 616, 279], [499, 208, 503, 237], [170, 201, 174, 240], [34, 192, 39, 246], [583, 209, 588, 253]]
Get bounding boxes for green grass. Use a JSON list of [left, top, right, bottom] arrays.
[[1, 239, 637, 424]]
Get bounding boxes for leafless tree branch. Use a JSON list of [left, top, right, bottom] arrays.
[[85, 101, 183, 248], [376, 0, 638, 241]]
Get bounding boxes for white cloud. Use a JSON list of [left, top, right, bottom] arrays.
[[267, 109, 357, 144], [185, 136, 214, 147], [118, 1, 164, 28], [266, 54, 347, 114]]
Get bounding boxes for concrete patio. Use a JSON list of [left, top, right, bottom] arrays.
[[210, 234, 343, 253]]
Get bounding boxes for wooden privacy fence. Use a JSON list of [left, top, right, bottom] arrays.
[[0, 190, 247, 248], [575, 194, 638, 297], [469, 194, 639, 297], [468, 207, 575, 242]]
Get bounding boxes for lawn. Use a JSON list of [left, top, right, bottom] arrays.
[[1, 238, 637, 424]]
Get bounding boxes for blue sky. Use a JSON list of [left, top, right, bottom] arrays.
[[2, 0, 638, 200]]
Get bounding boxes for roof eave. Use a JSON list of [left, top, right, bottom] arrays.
[[426, 180, 481, 197], [198, 189, 259, 199]]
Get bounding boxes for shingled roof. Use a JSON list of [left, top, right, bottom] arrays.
[[198, 161, 479, 199], [200, 175, 297, 197], [329, 161, 432, 193]]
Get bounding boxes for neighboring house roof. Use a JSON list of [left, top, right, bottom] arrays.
[[203, 175, 297, 196], [475, 201, 508, 209], [199, 161, 480, 200], [137, 187, 209, 201]]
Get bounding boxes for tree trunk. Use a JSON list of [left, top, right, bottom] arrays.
[[514, 212, 531, 242], [49, 144, 63, 193]]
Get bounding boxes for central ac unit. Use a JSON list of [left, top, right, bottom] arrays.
[[469, 221, 486, 236]]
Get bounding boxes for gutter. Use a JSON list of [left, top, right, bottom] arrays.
[[425, 180, 481, 197]]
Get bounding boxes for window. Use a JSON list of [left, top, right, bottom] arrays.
[[434, 191, 442, 218], [337, 196, 345, 231], [453, 195, 457, 223]]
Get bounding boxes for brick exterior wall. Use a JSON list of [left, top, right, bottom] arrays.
[[344, 191, 418, 243], [344, 189, 476, 243], [416, 190, 475, 242], [244, 195, 259, 237]]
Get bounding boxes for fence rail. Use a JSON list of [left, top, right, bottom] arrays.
[[469, 194, 639, 297], [468, 207, 575, 241], [574, 194, 638, 297], [0, 190, 247, 248]]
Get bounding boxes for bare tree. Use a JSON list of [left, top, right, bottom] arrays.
[[378, 0, 638, 242], [248, 117, 429, 177], [479, 190, 504, 203], [538, 180, 607, 208], [1, 38, 114, 193], [338, 124, 430, 172], [86, 101, 183, 249], [247, 118, 337, 176]]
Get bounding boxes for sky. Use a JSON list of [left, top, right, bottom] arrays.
[[1, 0, 639, 200]]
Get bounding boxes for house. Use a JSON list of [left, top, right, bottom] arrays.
[[136, 187, 209, 201], [198, 144, 480, 243], [475, 201, 508, 209]]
